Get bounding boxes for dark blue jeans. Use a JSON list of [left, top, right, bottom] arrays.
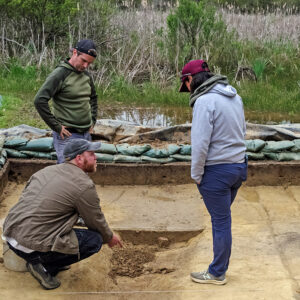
[[8, 229, 103, 276], [53, 131, 91, 164], [197, 160, 247, 277]]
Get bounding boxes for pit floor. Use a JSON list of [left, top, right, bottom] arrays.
[[0, 182, 299, 300]]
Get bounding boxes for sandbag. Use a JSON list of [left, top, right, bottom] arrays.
[[95, 153, 114, 162], [246, 152, 265, 160], [141, 156, 176, 164], [1, 149, 7, 159], [180, 145, 191, 155], [4, 137, 28, 148], [116, 143, 151, 156], [0, 135, 5, 150], [264, 152, 300, 161], [262, 141, 294, 152], [245, 139, 265, 152], [167, 144, 181, 155], [51, 152, 57, 159], [5, 148, 28, 158], [171, 154, 191, 162], [20, 151, 54, 160], [17, 137, 54, 152], [0, 156, 6, 166], [291, 139, 300, 152], [143, 148, 169, 158], [113, 155, 142, 163], [96, 143, 117, 154]]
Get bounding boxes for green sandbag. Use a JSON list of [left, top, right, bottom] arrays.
[[141, 156, 176, 164], [180, 145, 191, 155], [116, 143, 151, 156], [264, 152, 300, 161], [0, 136, 5, 150], [168, 144, 181, 155], [291, 139, 300, 152], [245, 139, 266, 152], [51, 151, 57, 159], [5, 148, 28, 158], [95, 153, 114, 162], [0, 156, 6, 166], [246, 151, 265, 160], [4, 137, 28, 148], [143, 148, 169, 158], [113, 155, 142, 163], [170, 154, 191, 162], [1, 149, 7, 159], [20, 151, 54, 160], [96, 143, 117, 154], [17, 137, 53, 152], [262, 141, 294, 153]]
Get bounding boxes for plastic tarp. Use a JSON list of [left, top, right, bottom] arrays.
[[0, 124, 50, 139]]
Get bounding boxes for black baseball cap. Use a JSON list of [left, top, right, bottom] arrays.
[[74, 39, 97, 57], [64, 139, 101, 161]]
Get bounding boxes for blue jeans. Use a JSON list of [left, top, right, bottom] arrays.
[[53, 131, 91, 164], [197, 160, 247, 277], [8, 229, 103, 276]]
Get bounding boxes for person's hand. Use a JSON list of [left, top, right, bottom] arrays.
[[60, 125, 72, 139], [108, 234, 123, 248], [88, 125, 94, 134]]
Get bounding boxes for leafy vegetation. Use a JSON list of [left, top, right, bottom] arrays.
[[0, 0, 299, 127]]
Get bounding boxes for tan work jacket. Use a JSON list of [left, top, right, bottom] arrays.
[[3, 163, 113, 255]]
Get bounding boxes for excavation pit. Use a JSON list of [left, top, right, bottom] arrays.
[[0, 159, 299, 299]]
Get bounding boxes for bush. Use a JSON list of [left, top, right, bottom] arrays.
[[166, 0, 239, 73]]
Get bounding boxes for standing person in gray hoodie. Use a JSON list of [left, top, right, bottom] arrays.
[[179, 60, 247, 285]]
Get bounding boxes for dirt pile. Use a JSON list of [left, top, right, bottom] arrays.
[[109, 243, 175, 279]]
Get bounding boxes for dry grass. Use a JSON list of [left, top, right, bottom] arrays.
[[221, 9, 300, 43]]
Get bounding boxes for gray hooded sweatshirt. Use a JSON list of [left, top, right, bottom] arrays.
[[191, 83, 246, 183]]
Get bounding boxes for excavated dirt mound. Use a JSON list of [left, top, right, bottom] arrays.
[[109, 243, 175, 279]]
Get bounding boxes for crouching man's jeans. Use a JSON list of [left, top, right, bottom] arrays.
[[197, 159, 247, 277], [53, 131, 91, 164], [8, 229, 103, 276]]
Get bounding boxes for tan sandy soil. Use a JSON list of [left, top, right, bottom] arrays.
[[0, 182, 299, 300]]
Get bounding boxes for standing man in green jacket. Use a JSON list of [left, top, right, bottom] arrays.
[[34, 39, 98, 163]]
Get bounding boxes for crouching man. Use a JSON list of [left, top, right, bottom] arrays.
[[2, 138, 122, 290]]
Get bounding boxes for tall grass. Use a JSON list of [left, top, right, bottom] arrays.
[[0, 2, 299, 126]]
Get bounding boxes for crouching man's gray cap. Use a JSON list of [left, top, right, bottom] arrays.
[[63, 138, 101, 161]]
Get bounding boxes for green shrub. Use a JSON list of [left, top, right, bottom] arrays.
[[166, 0, 238, 72]]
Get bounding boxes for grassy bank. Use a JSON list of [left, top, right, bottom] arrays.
[[0, 1, 299, 128]]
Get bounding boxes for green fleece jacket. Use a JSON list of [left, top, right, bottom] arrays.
[[34, 60, 98, 133]]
